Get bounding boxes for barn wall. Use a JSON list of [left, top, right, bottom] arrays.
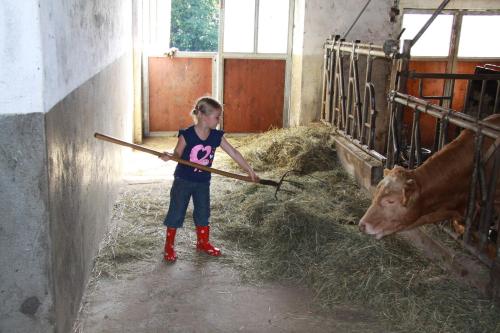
[[0, 114, 53, 332], [45, 54, 132, 333], [41, 0, 133, 332], [290, 0, 397, 136], [290, 0, 306, 128], [0, 0, 133, 332], [0, 1, 53, 332]]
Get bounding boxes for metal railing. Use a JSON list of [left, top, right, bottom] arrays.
[[388, 91, 500, 268], [320, 33, 500, 300], [387, 71, 500, 167], [320, 35, 392, 161]]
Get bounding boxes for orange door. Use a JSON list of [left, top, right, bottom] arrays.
[[223, 59, 285, 132], [148, 57, 213, 132]]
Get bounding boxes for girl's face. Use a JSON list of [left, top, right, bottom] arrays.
[[201, 109, 221, 129]]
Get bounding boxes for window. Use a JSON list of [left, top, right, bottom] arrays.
[[458, 15, 500, 58], [400, 14, 454, 57], [223, 0, 255, 52], [170, 0, 220, 52], [257, 0, 289, 53], [224, 0, 290, 53]]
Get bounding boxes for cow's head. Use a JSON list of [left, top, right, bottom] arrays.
[[358, 166, 421, 239]]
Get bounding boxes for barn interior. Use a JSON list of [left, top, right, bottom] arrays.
[[1, 0, 500, 332]]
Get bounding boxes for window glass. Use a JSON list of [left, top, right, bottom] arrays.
[[223, 0, 255, 52], [458, 15, 500, 58], [400, 14, 453, 57], [257, 0, 289, 53]]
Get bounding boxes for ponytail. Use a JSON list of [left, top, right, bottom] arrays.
[[191, 96, 222, 119]]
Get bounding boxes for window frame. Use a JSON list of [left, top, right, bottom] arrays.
[[141, 0, 295, 135], [400, 11, 455, 59], [221, 0, 291, 55], [401, 9, 500, 62], [217, 0, 295, 129]]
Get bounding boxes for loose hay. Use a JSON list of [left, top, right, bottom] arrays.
[[91, 186, 167, 278], [226, 125, 337, 174], [215, 124, 500, 333], [93, 124, 500, 332]]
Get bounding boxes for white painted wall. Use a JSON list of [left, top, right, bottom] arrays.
[[1, 1, 134, 331], [40, 0, 132, 111], [290, 0, 305, 127], [0, 0, 44, 114], [0, 0, 133, 115]]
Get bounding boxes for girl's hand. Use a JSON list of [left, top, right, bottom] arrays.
[[159, 152, 172, 162], [247, 169, 260, 183]]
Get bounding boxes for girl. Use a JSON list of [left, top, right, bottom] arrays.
[[159, 96, 259, 262]]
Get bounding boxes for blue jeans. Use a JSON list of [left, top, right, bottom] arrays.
[[163, 177, 210, 228]]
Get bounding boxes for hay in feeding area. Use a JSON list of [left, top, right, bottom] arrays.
[[225, 124, 338, 174], [213, 124, 500, 332]]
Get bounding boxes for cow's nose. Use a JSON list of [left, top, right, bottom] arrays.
[[359, 222, 366, 233]]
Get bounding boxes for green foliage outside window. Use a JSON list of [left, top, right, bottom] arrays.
[[170, 0, 219, 52]]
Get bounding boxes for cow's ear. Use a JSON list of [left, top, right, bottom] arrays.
[[402, 179, 417, 206], [383, 168, 390, 177]]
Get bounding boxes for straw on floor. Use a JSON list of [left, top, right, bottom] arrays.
[[92, 124, 500, 332]]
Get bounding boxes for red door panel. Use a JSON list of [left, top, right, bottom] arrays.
[[149, 57, 212, 132], [406, 61, 448, 147], [223, 59, 285, 132]]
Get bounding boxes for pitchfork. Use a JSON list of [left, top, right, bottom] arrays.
[[94, 133, 300, 199]]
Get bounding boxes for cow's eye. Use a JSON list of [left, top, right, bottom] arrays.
[[381, 197, 395, 205]]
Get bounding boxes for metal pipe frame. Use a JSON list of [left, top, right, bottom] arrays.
[[321, 35, 392, 160], [409, 0, 451, 48], [389, 92, 500, 138], [388, 91, 500, 271]]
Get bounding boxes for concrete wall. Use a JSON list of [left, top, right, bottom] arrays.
[[0, 1, 53, 332], [0, 114, 53, 331], [40, 0, 132, 111], [290, 0, 397, 129], [0, 0, 133, 331], [45, 55, 132, 332]]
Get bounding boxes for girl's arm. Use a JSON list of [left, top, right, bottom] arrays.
[[220, 136, 259, 182], [160, 135, 186, 161]]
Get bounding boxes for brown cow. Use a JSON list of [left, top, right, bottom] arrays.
[[359, 114, 500, 240]]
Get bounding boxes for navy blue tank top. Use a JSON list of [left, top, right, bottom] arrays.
[[174, 126, 224, 182]]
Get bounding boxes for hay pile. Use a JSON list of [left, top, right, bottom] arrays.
[[226, 125, 338, 174], [213, 124, 500, 332]]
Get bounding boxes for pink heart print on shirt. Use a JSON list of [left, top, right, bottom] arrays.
[[189, 144, 213, 172]]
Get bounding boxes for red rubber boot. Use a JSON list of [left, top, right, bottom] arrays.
[[164, 228, 177, 262], [196, 226, 221, 256]]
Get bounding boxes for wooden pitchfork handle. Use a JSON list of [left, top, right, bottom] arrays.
[[94, 133, 280, 188]]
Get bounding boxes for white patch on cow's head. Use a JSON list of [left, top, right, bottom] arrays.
[[379, 173, 404, 191], [359, 168, 421, 239]]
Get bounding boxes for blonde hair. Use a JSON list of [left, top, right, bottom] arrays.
[[191, 96, 222, 123]]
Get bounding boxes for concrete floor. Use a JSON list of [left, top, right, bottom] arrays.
[[76, 137, 388, 333], [79, 259, 384, 332]]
